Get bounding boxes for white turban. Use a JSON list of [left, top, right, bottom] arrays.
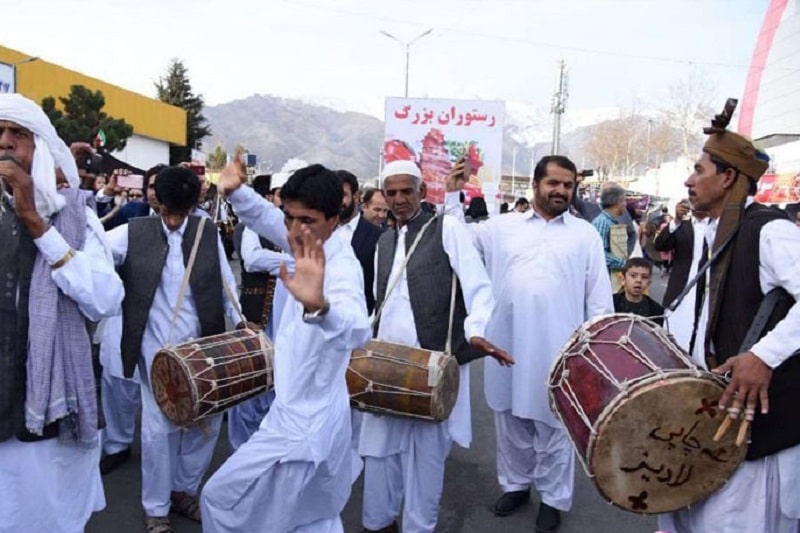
[[271, 157, 309, 189], [0, 93, 80, 218], [381, 159, 422, 181]]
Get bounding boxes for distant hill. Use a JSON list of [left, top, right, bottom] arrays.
[[204, 95, 632, 179]]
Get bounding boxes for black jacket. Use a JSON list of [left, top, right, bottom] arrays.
[[654, 220, 696, 308], [350, 215, 383, 314]]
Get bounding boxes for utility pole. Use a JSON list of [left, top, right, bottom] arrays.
[[380, 29, 433, 97], [550, 60, 568, 155]]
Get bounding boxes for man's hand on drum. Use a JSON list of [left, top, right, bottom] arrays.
[[712, 351, 772, 444], [279, 225, 326, 313], [469, 337, 514, 367], [217, 148, 248, 196]]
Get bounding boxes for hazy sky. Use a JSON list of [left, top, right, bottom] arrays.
[[4, 0, 769, 115]]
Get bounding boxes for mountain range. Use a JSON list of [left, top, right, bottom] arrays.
[[203, 94, 621, 179]]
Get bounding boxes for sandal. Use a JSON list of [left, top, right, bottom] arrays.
[[145, 516, 174, 533], [170, 490, 202, 522]]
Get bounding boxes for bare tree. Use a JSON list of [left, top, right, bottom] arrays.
[[659, 70, 718, 165]]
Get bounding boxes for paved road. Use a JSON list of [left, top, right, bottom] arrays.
[[89, 274, 667, 532]]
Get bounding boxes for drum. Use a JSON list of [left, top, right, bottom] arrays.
[[347, 340, 459, 422], [548, 314, 747, 514], [151, 329, 274, 427]]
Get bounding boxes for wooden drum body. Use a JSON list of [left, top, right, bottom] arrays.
[[347, 340, 459, 422], [548, 314, 747, 514], [151, 329, 274, 427]]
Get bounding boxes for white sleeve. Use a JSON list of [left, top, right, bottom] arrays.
[[750, 219, 800, 368], [441, 215, 494, 340], [583, 226, 615, 320], [227, 186, 291, 252], [33, 207, 125, 322], [241, 228, 293, 276]]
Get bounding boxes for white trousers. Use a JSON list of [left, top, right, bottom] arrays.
[[0, 437, 105, 533], [493, 410, 575, 511], [101, 370, 141, 455], [140, 372, 222, 517], [658, 446, 800, 533], [362, 421, 453, 533]]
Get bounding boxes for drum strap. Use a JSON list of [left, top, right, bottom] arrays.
[[167, 217, 207, 345], [373, 215, 439, 328]]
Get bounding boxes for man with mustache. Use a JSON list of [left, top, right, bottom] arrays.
[[446, 155, 613, 533]]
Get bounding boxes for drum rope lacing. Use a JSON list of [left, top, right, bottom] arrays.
[[550, 316, 702, 439], [348, 350, 444, 400]]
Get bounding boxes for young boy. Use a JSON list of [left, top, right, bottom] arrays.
[[613, 257, 665, 326]]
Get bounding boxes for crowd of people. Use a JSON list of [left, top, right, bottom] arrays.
[[0, 91, 799, 533]]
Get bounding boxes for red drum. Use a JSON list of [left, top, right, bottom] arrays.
[[548, 314, 747, 514], [151, 329, 274, 427]]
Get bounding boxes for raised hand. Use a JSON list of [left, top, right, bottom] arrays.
[[445, 157, 468, 193], [469, 336, 515, 367], [217, 148, 248, 196], [279, 225, 326, 312]]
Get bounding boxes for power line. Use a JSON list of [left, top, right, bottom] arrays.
[[277, 0, 799, 73]]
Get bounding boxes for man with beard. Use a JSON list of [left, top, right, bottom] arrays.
[[445, 155, 613, 533], [335, 170, 382, 315]]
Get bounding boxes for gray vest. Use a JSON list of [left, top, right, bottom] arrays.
[[0, 208, 38, 442], [119, 216, 225, 378], [375, 212, 483, 365]]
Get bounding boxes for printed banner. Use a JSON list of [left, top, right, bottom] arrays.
[[384, 97, 505, 207], [755, 172, 800, 204]]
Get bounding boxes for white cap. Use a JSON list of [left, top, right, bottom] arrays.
[[271, 158, 309, 188], [381, 159, 421, 181]]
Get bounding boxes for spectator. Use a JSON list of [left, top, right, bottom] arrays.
[[465, 196, 489, 223], [514, 197, 530, 213], [362, 187, 389, 227], [613, 258, 664, 325], [592, 185, 629, 292]]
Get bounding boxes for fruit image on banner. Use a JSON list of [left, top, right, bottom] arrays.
[[384, 97, 504, 207]]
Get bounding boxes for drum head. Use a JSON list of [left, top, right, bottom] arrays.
[[151, 351, 197, 427], [589, 374, 748, 514]]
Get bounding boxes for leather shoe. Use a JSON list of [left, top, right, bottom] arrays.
[[100, 447, 131, 475], [362, 522, 399, 533], [535, 503, 561, 533], [493, 489, 530, 516]]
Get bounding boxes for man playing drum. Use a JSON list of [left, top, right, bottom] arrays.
[[658, 103, 800, 532], [358, 160, 512, 533], [445, 155, 613, 533], [106, 166, 242, 533], [202, 161, 372, 533]]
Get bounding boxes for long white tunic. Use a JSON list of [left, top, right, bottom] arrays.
[[202, 186, 372, 531], [0, 207, 124, 533], [444, 194, 613, 426], [359, 214, 494, 454]]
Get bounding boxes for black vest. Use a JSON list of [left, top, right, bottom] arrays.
[[119, 216, 225, 378], [712, 204, 800, 460], [239, 234, 280, 325], [375, 212, 483, 365]]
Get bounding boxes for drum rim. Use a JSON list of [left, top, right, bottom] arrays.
[[546, 312, 665, 387], [153, 345, 202, 426], [585, 371, 743, 514]]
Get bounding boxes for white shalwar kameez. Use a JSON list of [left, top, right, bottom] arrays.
[[658, 204, 800, 533], [0, 207, 123, 533], [661, 217, 710, 351], [445, 193, 613, 512], [201, 186, 372, 533], [358, 214, 494, 533], [106, 218, 240, 518], [98, 313, 141, 455]]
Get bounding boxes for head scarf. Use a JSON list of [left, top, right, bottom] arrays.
[[0, 93, 79, 218]]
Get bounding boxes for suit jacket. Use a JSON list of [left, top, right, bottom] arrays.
[[654, 220, 695, 308], [351, 215, 383, 314]]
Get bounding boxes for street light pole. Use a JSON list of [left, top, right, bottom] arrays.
[[11, 56, 39, 93], [380, 29, 433, 97]]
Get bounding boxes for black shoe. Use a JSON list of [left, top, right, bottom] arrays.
[[100, 447, 131, 475], [362, 522, 399, 533], [535, 503, 561, 533], [493, 489, 531, 516]]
